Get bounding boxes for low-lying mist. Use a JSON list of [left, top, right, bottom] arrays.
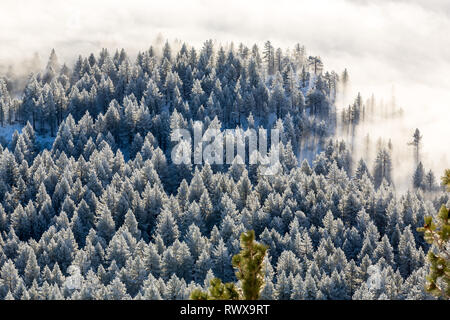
[[336, 80, 449, 192]]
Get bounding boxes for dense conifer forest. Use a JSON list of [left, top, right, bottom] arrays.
[[0, 41, 448, 300]]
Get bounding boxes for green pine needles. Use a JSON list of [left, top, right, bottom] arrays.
[[417, 170, 450, 299], [190, 230, 268, 300], [232, 230, 268, 300], [442, 169, 450, 192]]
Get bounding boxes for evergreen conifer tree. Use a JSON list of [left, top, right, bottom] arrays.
[[190, 230, 268, 300]]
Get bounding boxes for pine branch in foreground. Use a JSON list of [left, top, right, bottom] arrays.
[[418, 170, 450, 300], [190, 230, 268, 300]]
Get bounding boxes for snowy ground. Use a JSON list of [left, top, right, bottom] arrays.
[[0, 124, 55, 150], [0, 124, 23, 146], [36, 134, 56, 150]]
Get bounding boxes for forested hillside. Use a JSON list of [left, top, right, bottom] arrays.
[[0, 41, 447, 300]]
